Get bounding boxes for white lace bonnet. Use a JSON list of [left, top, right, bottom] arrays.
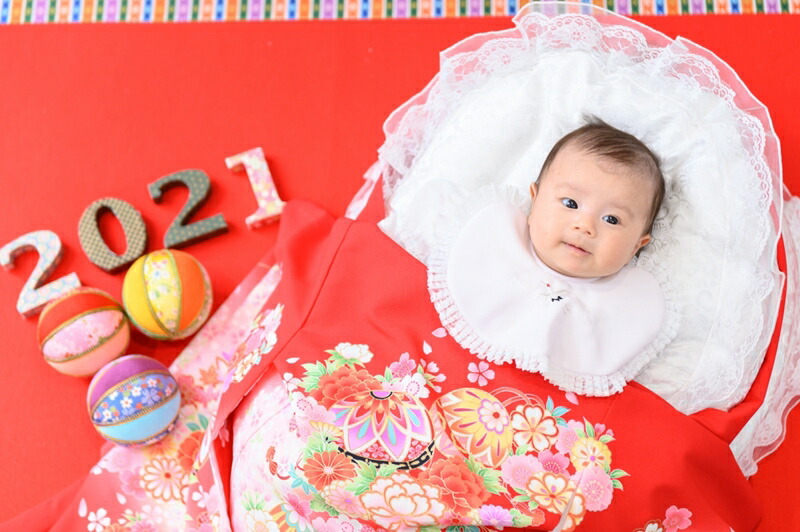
[[358, 2, 784, 415]]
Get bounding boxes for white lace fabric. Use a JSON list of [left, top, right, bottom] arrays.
[[373, 1, 784, 467]]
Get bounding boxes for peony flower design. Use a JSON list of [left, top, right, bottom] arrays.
[[510, 403, 559, 452], [312, 366, 381, 408], [359, 472, 447, 531], [418, 455, 491, 514], [333, 342, 375, 365]]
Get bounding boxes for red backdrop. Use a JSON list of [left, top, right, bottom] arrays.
[[0, 16, 798, 529]]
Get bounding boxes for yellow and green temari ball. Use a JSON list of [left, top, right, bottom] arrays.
[[122, 249, 212, 340]]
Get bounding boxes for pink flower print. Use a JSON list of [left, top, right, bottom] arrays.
[[478, 504, 515, 528], [663, 506, 692, 531], [282, 492, 314, 531], [177, 374, 209, 406], [321, 480, 368, 518], [574, 465, 613, 511], [419, 359, 446, 392], [100, 447, 139, 473], [130, 522, 159, 532], [537, 450, 570, 475], [119, 469, 146, 499], [467, 361, 495, 387], [389, 352, 417, 378], [310, 515, 362, 532], [500, 454, 543, 490], [555, 423, 579, 454]]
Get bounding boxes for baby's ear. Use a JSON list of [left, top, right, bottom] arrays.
[[530, 182, 538, 200], [636, 233, 652, 252]]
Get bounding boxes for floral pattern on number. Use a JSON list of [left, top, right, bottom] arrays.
[[235, 340, 629, 532]]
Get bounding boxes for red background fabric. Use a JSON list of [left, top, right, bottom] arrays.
[[0, 17, 797, 528]]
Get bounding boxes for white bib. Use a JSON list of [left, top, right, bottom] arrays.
[[428, 195, 670, 396]]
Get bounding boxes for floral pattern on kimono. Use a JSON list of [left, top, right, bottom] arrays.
[[230, 341, 632, 532]]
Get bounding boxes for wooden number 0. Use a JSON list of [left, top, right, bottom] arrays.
[[78, 197, 148, 272], [148, 169, 229, 248], [0, 230, 81, 317]]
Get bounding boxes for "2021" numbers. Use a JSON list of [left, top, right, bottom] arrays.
[[1, 148, 283, 318]]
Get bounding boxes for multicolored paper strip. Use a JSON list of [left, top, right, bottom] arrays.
[[0, 0, 796, 23]]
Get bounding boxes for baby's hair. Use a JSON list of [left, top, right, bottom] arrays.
[[537, 117, 665, 234]]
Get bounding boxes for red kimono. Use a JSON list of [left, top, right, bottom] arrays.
[[3, 195, 783, 531]]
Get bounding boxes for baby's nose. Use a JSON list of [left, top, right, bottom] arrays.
[[572, 215, 595, 235]]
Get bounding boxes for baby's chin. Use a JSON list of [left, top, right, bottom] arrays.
[[544, 255, 614, 279]]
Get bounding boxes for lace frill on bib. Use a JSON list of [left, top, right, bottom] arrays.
[[375, 2, 783, 422], [426, 186, 680, 397]]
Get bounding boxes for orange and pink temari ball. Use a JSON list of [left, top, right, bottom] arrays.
[[37, 287, 130, 377], [122, 249, 213, 340], [87, 354, 181, 446]]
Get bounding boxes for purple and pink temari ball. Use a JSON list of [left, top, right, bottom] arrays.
[[37, 287, 130, 377], [87, 354, 181, 447]]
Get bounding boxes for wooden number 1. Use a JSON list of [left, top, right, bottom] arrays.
[[0, 230, 81, 317], [226, 147, 285, 229]]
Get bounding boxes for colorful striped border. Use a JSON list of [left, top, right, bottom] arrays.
[[0, 0, 796, 23]]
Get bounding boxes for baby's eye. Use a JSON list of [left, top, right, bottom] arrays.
[[561, 198, 578, 209], [603, 215, 620, 225]]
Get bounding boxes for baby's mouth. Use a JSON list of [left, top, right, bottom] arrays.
[[565, 242, 590, 255]]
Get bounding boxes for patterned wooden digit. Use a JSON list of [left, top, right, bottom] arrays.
[[148, 169, 228, 248], [0, 230, 81, 317], [78, 197, 148, 272], [225, 147, 285, 229]]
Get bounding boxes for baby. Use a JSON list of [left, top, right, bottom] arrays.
[[437, 118, 670, 395], [528, 119, 665, 279]]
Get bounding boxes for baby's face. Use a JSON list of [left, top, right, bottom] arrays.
[[528, 144, 653, 278]]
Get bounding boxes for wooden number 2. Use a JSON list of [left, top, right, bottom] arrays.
[[78, 197, 148, 272], [148, 169, 229, 248], [0, 230, 81, 317]]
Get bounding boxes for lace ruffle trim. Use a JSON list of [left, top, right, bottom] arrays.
[[426, 185, 681, 397]]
